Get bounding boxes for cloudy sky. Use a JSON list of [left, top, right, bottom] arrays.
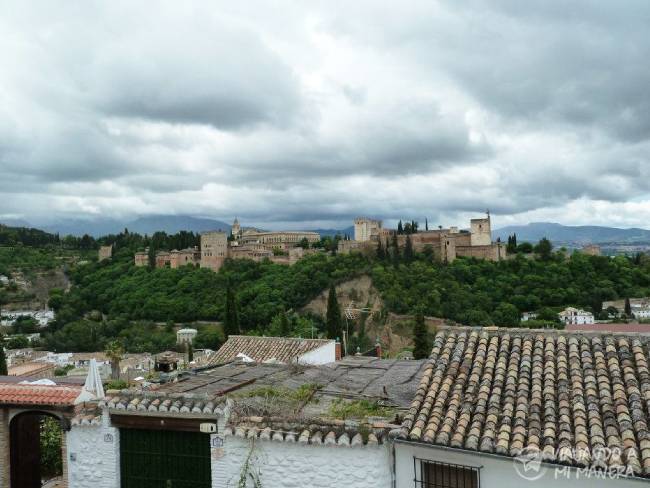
[[1, 1, 650, 230]]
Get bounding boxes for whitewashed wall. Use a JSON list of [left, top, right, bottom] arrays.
[[211, 434, 392, 488], [67, 417, 120, 488], [395, 441, 648, 488], [297, 342, 336, 365]]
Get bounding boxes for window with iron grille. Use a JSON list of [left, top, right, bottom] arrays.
[[414, 458, 480, 488]]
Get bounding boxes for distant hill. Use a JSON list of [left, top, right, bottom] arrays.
[[35, 215, 232, 237], [1, 215, 350, 238], [494, 222, 650, 245]]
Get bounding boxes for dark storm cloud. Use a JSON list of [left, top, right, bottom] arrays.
[[1, 1, 650, 227], [89, 24, 301, 130], [435, 1, 650, 142]]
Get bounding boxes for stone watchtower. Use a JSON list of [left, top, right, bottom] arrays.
[[231, 218, 241, 238], [470, 213, 492, 246], [200, 231, 228, 272]]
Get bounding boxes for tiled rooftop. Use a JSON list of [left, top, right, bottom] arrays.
[[224, 417, 388, 446], [99, 390, 229, 416], [399, 327, 650, 476], [207, 335, 334, 365], [0, 383, 81, 407]]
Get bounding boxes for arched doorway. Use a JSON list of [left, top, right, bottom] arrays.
[[10, 411, 67, 488]]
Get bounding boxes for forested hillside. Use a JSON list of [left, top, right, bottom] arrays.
[[44, 241, 650, 354]]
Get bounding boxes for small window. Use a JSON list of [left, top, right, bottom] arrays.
[[414, 459, 479, 488]]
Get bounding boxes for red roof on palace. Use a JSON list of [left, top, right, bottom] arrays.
[[0, 383, 81, 406]]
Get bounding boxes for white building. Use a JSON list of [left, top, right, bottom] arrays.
[[11, 327, 650, 488], [633, 308, 650, 319], [206, 335, 338, 366], [521, 311, 537, 321], [558, 307, 595, 325], [176, 328, 198, 345]]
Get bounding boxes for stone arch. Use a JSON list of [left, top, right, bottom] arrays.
[[9, 409, 69, 488]]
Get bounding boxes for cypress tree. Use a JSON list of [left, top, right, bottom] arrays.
[[425, 218, 429, 231], [397, 220, 403, 235], [404, 234, 414, 262], [391, 232, 400, 266], [625, 297, 632, 317], [224, 284, 240, 337], [279, 310, 291, 336], [0, 343, 7, 376], [412, 313, 430, 360], [326, 284, 342, 341], [148, 246, 156, 268], [376, 238, 385, 260]]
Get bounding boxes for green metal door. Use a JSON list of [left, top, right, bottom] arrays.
[[120, 428, 211, 488]]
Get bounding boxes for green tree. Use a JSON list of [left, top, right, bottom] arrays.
[[397, 220, 403, 235], [534, 238, 553, 260], [7, 335, 29, 349], [376, 239, 385, 261], [148, 246, 156, 268], [624, 297, 632, 316], [391, 232, 400, 266], [425, 218, 429, 231], [404, 235, 414, 262], [516, 242, 534, 253], [104, 340, 124, 380], [279, 309, 291, 336], [493, 302, 520, 327], [412, 313, 430, 359], [194, 328, 222, 350], [0, 343, 7, 375], [326, 284, 342, 341], [224, 284, 240, 337], [40, 417, 63, 479], [506, 234, 517, 254]]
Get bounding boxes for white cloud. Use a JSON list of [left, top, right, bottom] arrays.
[[1, 0, 649, 229]]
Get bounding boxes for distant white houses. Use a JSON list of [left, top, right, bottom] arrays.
[[633, 308, 650, 319], [176, 328, 198, 345], [0, 275, 9, 286], [559, 307, 595, 325], [521, 311, 538, 321], [0, 310, 54, 327]]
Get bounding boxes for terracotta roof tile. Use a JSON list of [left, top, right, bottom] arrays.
[[400, 327, 650, 477], [208, 335, 334, 365], [0, 383, 81, 407]]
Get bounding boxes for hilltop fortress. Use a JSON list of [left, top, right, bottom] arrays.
[[340, 213, 506, 262], [134, 214, 505, 271], [135, 219, 319, 271]]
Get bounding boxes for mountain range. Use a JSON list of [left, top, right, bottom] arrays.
[[493, 222, 650, 245], [21, 216, 232, 237], [3, 215, 650, 245], [0, 215, 355, 238]]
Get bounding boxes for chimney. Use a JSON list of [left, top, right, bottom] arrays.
[[375, 339, 382, 359], [335, 339, 342, 361]]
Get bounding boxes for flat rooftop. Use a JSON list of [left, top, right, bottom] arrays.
[[156, 356, 427, 413]]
